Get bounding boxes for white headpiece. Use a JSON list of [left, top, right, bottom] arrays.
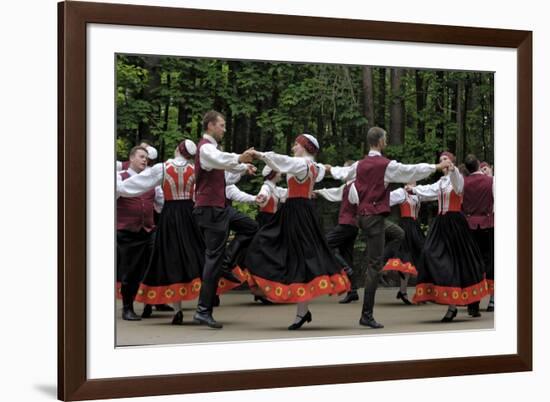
[[145, 145, 158, 160], [262, 165, 273, 177]]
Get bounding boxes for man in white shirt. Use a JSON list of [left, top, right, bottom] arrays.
[[192, 110, 258, 329]]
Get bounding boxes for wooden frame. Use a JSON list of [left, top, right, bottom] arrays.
[[58, 1, 532, 400]]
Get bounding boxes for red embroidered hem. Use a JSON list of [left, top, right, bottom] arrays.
[[239, 269, 351, 303], [382, 258, 418, 276], [115, 267, 247, 303], [487, 279, 494, 295], [413, 279, 490, 306]]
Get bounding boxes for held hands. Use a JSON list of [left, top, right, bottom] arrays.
[[245, 163, 257, 176], [255, 194, 267, 205], [238, 147, 257, 164], [436, 160, 452, 171]]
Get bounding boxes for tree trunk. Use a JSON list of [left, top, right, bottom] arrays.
[[415, 70, 426, 142], [435, 71, 445, 141], [376, 68, 386, 128], [138, 56, 161, 143], [363, 66, 375, 128], [389, 68, 405, 145], [455, 80, 465, 162]]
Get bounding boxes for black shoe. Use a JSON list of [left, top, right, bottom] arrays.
[[171, 310, 184, 325], [467, 302, 481, 318], [288, 311, 312, 330], [359, 316, 384, 328], [339, 291, 359, 304], [487, 303, 494, 312], [396, 291, 412, 305], [254, 295, 273, 305], [155, 304, 175, 312], [122, 309, 142, 321], [213, 295, 220, 307], [441, 308, 458, 322], [193, 312, 223, 329], [141, 304, 153, 318]]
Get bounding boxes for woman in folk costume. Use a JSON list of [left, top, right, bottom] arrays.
[[243, 134, 351, 330], [117, 140, 222, 325], [411, 151, 489, 322], [256, 166, 288, 228], [380, 184, 425, 305]]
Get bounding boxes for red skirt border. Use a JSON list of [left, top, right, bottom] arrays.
[[413, 279, 490, 306], [240, 268, 351, 303], [382, 258, 418, 276]]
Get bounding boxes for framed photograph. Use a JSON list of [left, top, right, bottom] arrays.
[[58, 1, 532, 400]]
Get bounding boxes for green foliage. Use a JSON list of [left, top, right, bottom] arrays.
[[115, 55, 494, 221]]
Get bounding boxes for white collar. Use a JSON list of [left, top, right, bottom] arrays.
[[471, 171, 485, 176], [203, 133, 218, 147], [368, 150, 382, 157], [169, 156, 189, 166], [126, 167, 138, 176]]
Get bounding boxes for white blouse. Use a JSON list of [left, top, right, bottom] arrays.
[[257, 180, 288, 206], [258, 152, 326, 183]]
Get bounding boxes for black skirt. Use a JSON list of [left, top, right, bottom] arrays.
[[134, 200, 205, 304], [413, 212, 489, 305], [256, 211, 275, 228], [382, 217, 424, 276], [243, 198, 350, 303]]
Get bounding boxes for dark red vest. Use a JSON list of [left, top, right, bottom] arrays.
[[194, 138, 226, 208], [338, 183, 358, 226], [117, 171, 156, 232], [355, 155, 391, 216], [463, 173, 494, 229]]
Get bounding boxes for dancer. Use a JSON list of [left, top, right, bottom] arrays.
[[411, 152, 489, 322], [314, 160, 360, 304], [192, 110, 258, 329], [326, 126, 449, 328], [116, 146, 163, 321], [256, 166, 287, 228], [244, 134, 351, 330], [379, 185, 425, 305], [117, 140, 211, 324], [463, 154, 495, 312]]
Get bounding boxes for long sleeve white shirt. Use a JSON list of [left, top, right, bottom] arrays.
[[199, 134, 248, 174], [257, 152, 326, 183], [258, 180, 288, 206], [116, 167, 164, 211], [315, 184, 345, 202], [330, 150, 436, 185], [225, 184, 256, 203], [412, 168, 464, 202]]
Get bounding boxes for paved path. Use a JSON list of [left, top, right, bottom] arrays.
[[116, 288, 493, 346]]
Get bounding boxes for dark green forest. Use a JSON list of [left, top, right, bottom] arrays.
[[116, 55, 494, 166], [116, 55, 494, 284]]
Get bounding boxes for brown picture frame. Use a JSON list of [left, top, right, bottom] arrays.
[[58, 1, 532, 400]]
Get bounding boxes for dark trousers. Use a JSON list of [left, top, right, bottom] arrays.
[[326, 224, 359, 290], [193, 206, 258, 313], [358, 215, 404, 317], [117, 229, 155, 310], [471, 227, 494, 280]]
